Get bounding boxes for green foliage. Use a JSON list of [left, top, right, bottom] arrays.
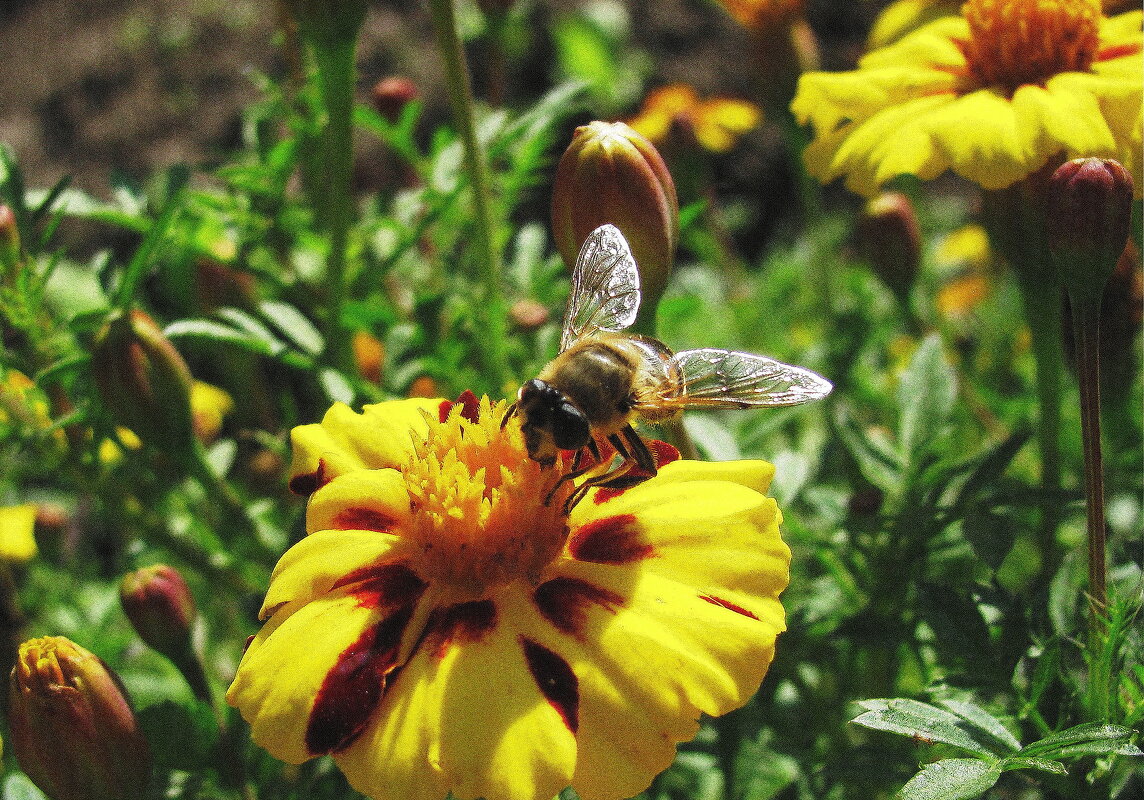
[[1, 4, 1141, 800]]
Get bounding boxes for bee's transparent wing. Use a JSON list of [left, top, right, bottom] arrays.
[[560, 224, 641, 352], [661, 348, 833, 408]]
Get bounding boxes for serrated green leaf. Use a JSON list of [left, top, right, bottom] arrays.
[[938, 699, 1022, 753], [1020, 723, 1142, 760], [897, 333, 956, 471], [1000, 756, 1068, 775], [260, 300, 324, 356], [852, 699, 995, 756], [835, 404, 903, 494], [899, 758, 1001, 800]]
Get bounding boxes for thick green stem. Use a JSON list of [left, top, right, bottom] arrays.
[[310, 34, 359, 376], [1015, 271, 1063, 582], [1068, 297, 1107, 628], [428, 0, 510, 390]]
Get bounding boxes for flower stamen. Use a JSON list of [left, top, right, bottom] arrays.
[[962, 0, 1102, 93]]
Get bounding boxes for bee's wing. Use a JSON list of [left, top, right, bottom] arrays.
[[560, 224, 641, 352], [659, 348, 833, 408]]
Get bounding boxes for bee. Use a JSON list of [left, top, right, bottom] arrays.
[[507, 224, 832, 509]]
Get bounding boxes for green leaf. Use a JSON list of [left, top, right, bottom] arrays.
[[260, 300, 324, 357], [899, 758, 1001, 800], [999, 756, 1068, 775], [319, 367, 355, 405], [165, 318, 277, 356], [3, 773, 49, 800], [897, 334, 957, 471], [835, 404, 903, 494], [852, 699, 995, 756], [1019, 723, 1143, 760], [938, 699, 1022, 753]]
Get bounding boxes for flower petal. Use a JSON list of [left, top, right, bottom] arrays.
[[305, 468, 413, 536], [287, 399, 438, 492], [337, 586, 578, 800]]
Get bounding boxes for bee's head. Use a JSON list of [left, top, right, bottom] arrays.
[[515, 379, 590, 463]]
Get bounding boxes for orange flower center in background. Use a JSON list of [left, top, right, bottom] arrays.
[[403, 394, 570, 596], [962, 0, 1101, 92]]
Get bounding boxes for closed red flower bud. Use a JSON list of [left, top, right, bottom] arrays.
[[8, 637, 151, 800], [1048, 157, 1134, 303], [120, 564, 196, 660], [857, 191, 921, 304], [552, 121, 679, 328], [371, 76, 419, 123], [90, 310, 195, 455], [0, 203, 18, 273]]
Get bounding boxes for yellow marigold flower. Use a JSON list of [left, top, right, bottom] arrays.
[[0, 504, 38, 563], [792, 0, 1143, 197], [868, 0, 962, 49], [229, 393, 789, 800], [629, 84, 762, 153]]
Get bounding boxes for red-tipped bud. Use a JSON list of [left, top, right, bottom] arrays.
[[1048, 157, 1134, 303], [8, 637, 151, 800], [509, 298, 550, 331], [90, 310, 195, 455], [552, 121, 679, 326], [120, 564, 197, 660], [0, 204, 19, 273], [371, 76, 419, 123], [857, 191, 921, 304]]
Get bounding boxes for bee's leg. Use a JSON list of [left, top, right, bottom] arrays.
[[620, 425, 657, 476], [500, 401, 519, 429], [544, 445, 600, 507], [561, 456, 639, 514]]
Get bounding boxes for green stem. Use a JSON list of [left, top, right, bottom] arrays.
[[309, 33, 359, 376], [1016, 271, 1064, 582], [428, 0, 510, 390], [1068, 296, 1107, 629]]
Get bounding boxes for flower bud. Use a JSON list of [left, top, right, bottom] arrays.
[[0, 203, 19, 273], [552, 121, 679, 327], [90, 310, 195, 455], [120, 564, 197, 661], [0, 503, 38, 563], [371, 76, 419, 123], [509, 297, 549, 331], [8, 637, 151, 800], [1048, 157, 1134, 303], [857, 191, 921, 304], [352, 330, 385, 384], [190, 380, 234, 444]]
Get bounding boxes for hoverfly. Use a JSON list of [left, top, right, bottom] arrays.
[[506, 224, 832, 510]]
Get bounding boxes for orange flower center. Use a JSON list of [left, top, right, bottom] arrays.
[[403, 395, 571, 597], [962, 0, 1101, 92]]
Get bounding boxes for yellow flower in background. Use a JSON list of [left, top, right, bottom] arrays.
[[228, 393, 789, 800], [792, 0, 1143, 197], [629, 84, 762, 154], [935, 224, 996, 318], [0, 504, 38, 562], [190, 380, 235, 444]]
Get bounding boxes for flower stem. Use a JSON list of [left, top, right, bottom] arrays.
[[428, 0, 510, 390], [1016, 271, 1063, 582], [1067, 295, 1107, 628], [309, 32, 359, 376]]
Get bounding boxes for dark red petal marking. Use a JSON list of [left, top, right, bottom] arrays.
[[520, 637, 579, 734], [648, 439, 680, 467], [568, 514, 653, 564], [332, 562, 426, 611], [423, 600, 498, 659], [1098, 41, 1142, 62], [332, 507, 398, 533], [438, 390, 482, 424], [289, 458, 328, 495], [700, 594, 759, 620], [305, 604, 414, 755], [437, 399, 455, 423], [533, 577, 624, 638], [242, 634, 255, 654]]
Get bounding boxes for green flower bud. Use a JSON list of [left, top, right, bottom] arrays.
[[8, 637, 151, 800], [1048, 157, 1134, 303], [90, 310, 195, 455], [857, 191, 921, 304], [552, 121, 679, 329], [120, 564, 196, 660]]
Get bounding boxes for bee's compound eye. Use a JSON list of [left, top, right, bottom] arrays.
[[551, 402, 590, 450], [518, 378, 547, 403]]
